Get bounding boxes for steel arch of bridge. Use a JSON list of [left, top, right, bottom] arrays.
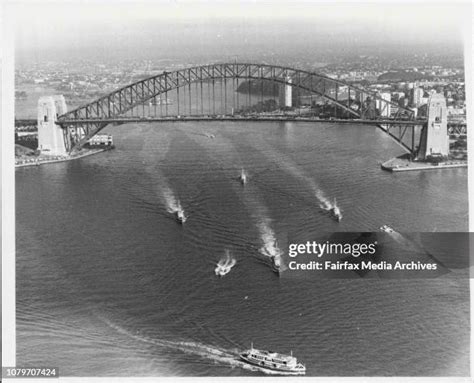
[[57, 63, 416, 151]]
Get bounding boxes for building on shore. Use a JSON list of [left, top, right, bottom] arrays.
[[411, 87, 425, 107], [376, 92, 391, 117], [87, 134, 114, 147]]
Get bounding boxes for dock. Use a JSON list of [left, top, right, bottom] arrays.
[[381, 156, 467, 172], [15, 147, 112, 168]]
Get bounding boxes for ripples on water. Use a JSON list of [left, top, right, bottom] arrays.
[[16, 122, 469, 376]]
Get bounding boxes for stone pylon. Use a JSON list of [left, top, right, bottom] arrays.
[[417, 93, 449, 160], [37, 95, 69, 156], [279, 76, 292, 108]]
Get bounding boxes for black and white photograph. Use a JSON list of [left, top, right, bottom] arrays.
[[2, 0, 472, 379]]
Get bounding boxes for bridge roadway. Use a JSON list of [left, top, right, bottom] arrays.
[[15, 114, 466, 156], [55, 115, 428, 126], [15, 115, 467, 130]]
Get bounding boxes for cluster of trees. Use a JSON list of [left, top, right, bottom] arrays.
[[15, 133, 38, 150], [235, 99, 278, 114], [15, 90, 28, 100], [236, 79, 280, 96]]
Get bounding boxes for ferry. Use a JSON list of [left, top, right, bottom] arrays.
[[379, 224, 394, 233], [240, 344, 306, 375], [176, 210, 187, 224]]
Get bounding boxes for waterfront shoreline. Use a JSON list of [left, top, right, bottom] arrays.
[[15, 148, 110, 168]]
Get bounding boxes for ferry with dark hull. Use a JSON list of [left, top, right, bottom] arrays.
[[271, 254, 282, 274], [239, 344, 306, 375]]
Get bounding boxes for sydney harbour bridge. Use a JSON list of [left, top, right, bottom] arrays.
[[23, 63, 462, 158]]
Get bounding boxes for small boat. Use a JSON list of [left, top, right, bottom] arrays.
[[271, 245, 282, 273], [215, 265, 231, 276], [239, 169, 247, 185], [176, 209, 187, 224], [215, 252, 236, 277], [272, 256, 282, 274], [240, 343, 306, 375], [379, 224, 394, 233], [331, 199, 342, 222]]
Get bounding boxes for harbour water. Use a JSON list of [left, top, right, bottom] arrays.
[[16, 121, 469, 376]]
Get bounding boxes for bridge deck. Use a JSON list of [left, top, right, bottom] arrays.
[[16, 115, 466, 129], [56, 115, 427, 125]]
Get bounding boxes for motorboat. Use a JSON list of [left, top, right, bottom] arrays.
[[272, 254, 282, 273], [331, 199, 342, 222], [215, 253, 236, 276], [379, 224, 394, 233], [176, 209, 187, 224]]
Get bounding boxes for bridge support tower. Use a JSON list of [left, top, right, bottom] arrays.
[[279, 76, 292, 108], [417, 93, 449, 160], [38, 95, 70, 156]]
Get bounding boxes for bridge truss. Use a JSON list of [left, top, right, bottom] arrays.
[[56, 63, 420, 153]]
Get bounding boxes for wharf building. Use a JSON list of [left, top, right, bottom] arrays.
[[87, 134, 114, 147]]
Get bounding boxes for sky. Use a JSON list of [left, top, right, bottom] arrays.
[[9, 1, 471, 63]]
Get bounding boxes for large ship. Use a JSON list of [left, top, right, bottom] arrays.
[[239, 344, 306, 375]]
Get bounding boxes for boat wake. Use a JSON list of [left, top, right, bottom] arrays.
[[163, 187, 180, 213], [162, 187, 187, 223], [181, 130, 284, 274], [384, 230, 421, 250], [257, 219, 285, 272], [97, 315, 288, 375], [181, 129, 215, 140], [215, 250, 237, 277], [318, 195, 342, 222]]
